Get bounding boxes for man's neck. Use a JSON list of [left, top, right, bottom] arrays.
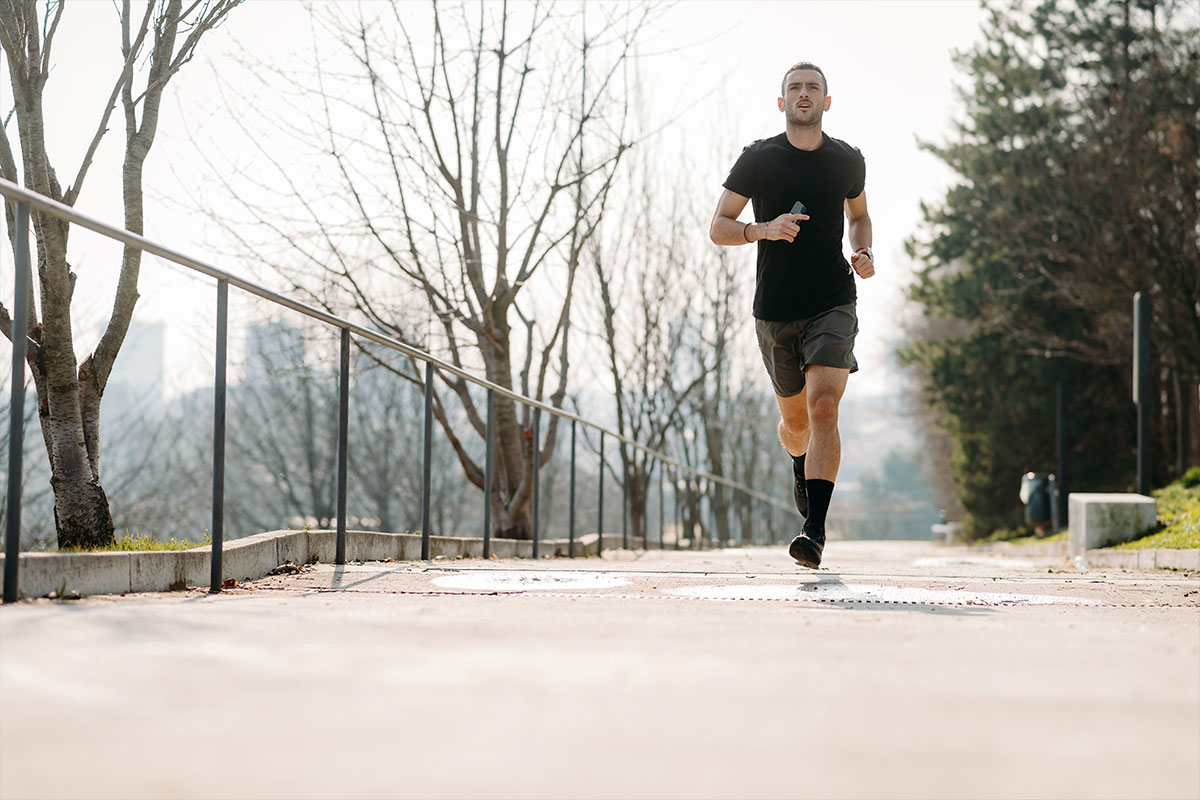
[[785, 123, 823, 151]]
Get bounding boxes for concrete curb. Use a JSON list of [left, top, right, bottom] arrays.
[[1084, 546, 1200, 571], [0, 529, 623, 600], [970, 540, 1198, 571]]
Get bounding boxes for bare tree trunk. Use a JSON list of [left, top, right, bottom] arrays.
[[0, 0, 238, 548]]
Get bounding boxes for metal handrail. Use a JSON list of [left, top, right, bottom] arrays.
[[1, 178, 797, 600]]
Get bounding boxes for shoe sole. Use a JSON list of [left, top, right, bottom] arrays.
[[788, 537, 822, 569]]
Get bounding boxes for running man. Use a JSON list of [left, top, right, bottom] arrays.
[[708, 61, 874, 568]]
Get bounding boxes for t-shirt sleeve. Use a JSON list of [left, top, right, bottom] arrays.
[[846, 149, 866, 199], [722, 145, 757, 198]]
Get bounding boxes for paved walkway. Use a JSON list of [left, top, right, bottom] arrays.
[[1, 541, 1197, 799]]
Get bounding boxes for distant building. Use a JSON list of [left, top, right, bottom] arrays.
[[245, 320, 307, 371], [102, 320, 165, 420]]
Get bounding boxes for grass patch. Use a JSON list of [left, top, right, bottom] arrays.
[[1114, 473, 1200, 551], [58, 530, 212, 553]]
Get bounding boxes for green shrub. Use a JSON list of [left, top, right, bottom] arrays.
[[1180, 465, 1200, 489], [1114, 475, 1200, 550]]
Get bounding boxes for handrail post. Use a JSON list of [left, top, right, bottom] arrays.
[[658, 460, 665, 550], [420, 361, 433, 560], [568, 419, 576, 558], [335, 328, 350, 565], [745, 493, 752, 546], [704, 481, 713, 549], [621, 457, 628, 550], [3, 201, 30, 604], [531, 408, 541, 558], [712, 486, 721, 549], [596, 432, 604, 557], [674, 469, 682, 550], [210, 279, 229, 593], [483, 389, 494, 558], [737, 490, 745, 547]]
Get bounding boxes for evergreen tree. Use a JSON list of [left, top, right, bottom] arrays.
[[903, 0, 1199, 538]]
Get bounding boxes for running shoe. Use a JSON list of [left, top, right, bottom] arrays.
[[788, 524, 825, 569]]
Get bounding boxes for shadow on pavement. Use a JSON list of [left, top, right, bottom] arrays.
[[790, 571, 994, 616]]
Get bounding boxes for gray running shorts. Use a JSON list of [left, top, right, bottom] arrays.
[[754, 303, 859, 398]]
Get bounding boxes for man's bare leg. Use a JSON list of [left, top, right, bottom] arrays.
[[787, 365, 850, 568], [801, 365, 849, 481]]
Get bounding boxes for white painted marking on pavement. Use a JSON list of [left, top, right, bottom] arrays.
[[664, 583, 1099, 606], [912, 557, 1039, 570], [430, 571, 631, 591]]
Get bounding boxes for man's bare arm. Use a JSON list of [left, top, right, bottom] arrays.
[[845, 192, 872, 252], [710, 189, 756, 245], [710, 188, 808, 246], [845, 192, 875, 278]]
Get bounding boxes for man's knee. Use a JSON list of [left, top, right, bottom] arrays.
[[776, 391, 809, 439], [780, 414, 809, 439], [807, 392, 840, 428]]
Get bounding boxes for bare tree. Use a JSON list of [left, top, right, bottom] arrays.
[[0, 0, 239, 547], [677, 243, 743, 545], [584, 131, 715, 544], [189, 1, 655, 540]]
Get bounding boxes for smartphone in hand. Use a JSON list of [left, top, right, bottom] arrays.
[[790, 201, 807, 217]]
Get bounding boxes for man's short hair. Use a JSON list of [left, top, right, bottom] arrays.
[[781, 61, 827, 96]]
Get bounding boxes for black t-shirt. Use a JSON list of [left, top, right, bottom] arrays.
[[722, 132, 866, 321]]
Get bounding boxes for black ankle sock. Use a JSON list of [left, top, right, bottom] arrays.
[[792, 453, 806, 475], [805, 479, 834, 529]]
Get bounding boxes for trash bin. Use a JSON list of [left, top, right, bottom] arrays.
[[1019, 472, 1051, 524]]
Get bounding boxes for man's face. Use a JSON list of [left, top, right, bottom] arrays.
[[778, 69, 829, 127]]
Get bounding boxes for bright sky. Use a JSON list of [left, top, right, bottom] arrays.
[[1, 0, 988, 399]]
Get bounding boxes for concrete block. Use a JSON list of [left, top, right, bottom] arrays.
[[460, 539, 484, 558], [430, 536, 463, 558], [196, 534, 278, 582], [398, 534, 421, 560], [130, 550, 209, 592], [1136, 549, 1158, 570], [1069, 493, 1157, 556], [1088, 549, 1138, 570], [274, 531, 308, 566], [13, 552, 132, 598], [347, 531, 404, 562], [1156, 549, 1200, 571], [307, 530, 336, 564], [600, 533, 626, 551], [490, 538, 520, 558]]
